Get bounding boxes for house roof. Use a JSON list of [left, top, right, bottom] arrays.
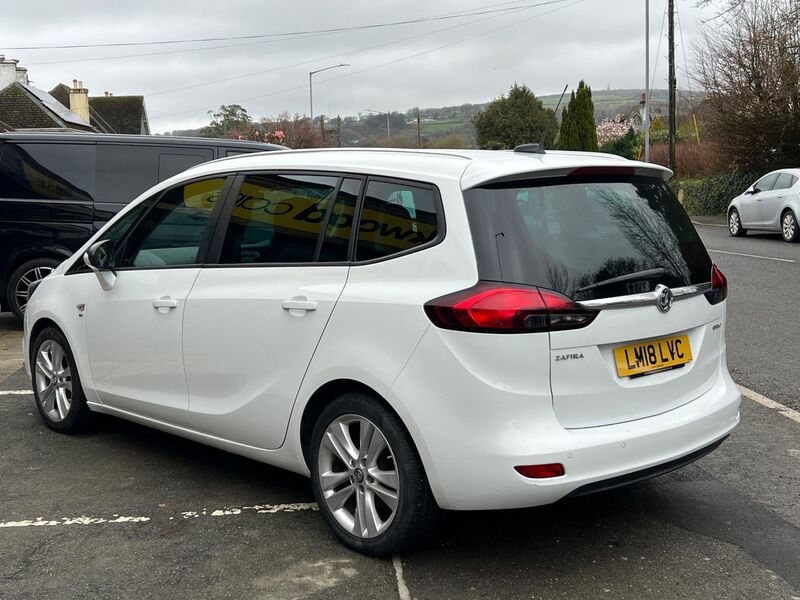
[[89, 95, 150, 134], [0, 81, 94, 131], [49, 83, 116, 133]]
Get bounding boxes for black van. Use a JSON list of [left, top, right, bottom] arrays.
[[0, 132, 283, 317]]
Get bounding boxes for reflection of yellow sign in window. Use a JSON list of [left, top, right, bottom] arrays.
[[185, 179, 438, 252]]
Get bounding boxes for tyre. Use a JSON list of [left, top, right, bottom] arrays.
[[728, 208, 746, 237], [309, 392, 439, 556], [6, 258, 60, 319], [31, 327, 92, 433], [781, 210, 799, 243]]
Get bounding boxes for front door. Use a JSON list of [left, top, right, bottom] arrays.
[[742, 172, 778, 227], [85, 177, 228, 421], [183, 173, 360, 449]]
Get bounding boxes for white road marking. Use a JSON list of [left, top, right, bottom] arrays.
[[0, 502, 318, 529], [707, 249, 796, 263], [692, 221, 728, 228], [392, 555, 412, 600], [0, 390, 32, 396], [739, 385, 800, 426]]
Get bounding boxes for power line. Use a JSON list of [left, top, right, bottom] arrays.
[[5, 1, 570, 51], [146, 1, 542, 98], [149, 0, 584, 122]]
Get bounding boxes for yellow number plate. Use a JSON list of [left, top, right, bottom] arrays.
[[614, 335, 692, 378]]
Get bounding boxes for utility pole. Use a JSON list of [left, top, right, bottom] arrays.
[[309, 63, 349, 124], [416, 110, 421, 148], [644, 0, 650, 162], [668, 0, 677, 173]]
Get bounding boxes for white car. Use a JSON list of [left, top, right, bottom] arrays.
[[23, 147, 740, 555], [727, 169, 800, 242]]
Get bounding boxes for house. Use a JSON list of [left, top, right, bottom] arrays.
[[0, 56, 150, 134]]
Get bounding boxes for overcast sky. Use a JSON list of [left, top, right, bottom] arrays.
[[1, 0, 717, 133]]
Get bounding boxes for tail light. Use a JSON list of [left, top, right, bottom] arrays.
[[705, 264, 728, 305], [423, 282, 598, 334], [514, 463, 566, 479]]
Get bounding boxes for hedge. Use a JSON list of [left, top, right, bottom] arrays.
[[669, 171, 759, 216]]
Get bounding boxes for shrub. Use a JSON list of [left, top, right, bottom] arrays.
[[648, 142, 727, 178], [669, 171, 759, 215]]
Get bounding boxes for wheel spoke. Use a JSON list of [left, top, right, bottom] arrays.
[[40, 384, 56, 413], [55, 388, 69, 420], [362, 490, 382, 537], [368, 467, 398, 491], [369, 481, 398, 512], [353, 488, 368, 535], [323, 422, 358, 465], [324, 482, 355, 511], [320, 469, 350, 493], [51, 344, 65, 374], [35, 356, 52, 378], [364, 429, 387, 468], [61, 377, 73, 394], [358, 419, 375, 459]]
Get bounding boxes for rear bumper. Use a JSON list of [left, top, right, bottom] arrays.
[[390, 327, 741, 511]]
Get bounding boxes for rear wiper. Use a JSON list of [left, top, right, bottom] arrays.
[[575, 268, 667, 294]]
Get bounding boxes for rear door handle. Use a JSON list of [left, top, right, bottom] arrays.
[[153, 297, 178, 313], [778, 194, 785, 198], [281, 299, 318, 312]]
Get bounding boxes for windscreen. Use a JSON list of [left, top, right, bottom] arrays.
[[464, 176, 712, 301]]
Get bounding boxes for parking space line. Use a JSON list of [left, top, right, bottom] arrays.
[[0, 390, 32, 396], [739, 385, 800, 426], [707, 249, 796, 263], [392, 555, 412, 600], [0, 502, 318, 529]]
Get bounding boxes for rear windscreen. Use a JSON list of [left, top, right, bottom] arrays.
[[464, 176, 712, 301]]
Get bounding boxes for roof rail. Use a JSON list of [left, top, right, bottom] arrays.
[[513, 143, 545, 154]]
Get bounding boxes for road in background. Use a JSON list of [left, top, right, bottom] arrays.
[[695, 222, 800, 411]]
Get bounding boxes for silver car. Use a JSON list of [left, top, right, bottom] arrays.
[[727, 169, 800, 242]]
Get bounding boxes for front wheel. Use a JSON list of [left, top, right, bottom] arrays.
[[310, 393, 439, 556], [782, 210, 799, 242], [728, 208, 746, 237], [31, 327, 92, 433]]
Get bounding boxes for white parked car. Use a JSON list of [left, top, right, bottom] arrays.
[[24, 147, 740, 555], [727, 169, 800, 242]]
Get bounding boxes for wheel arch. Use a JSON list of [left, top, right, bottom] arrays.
[[298, 379, 417, 472]]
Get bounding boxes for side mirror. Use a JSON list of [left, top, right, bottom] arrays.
[[83, 239, 116, 272], [745, 187, 760, 195], [83, 239, 117, 291]]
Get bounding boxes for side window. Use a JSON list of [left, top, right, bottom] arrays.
[[95, 145, 159, 204], [356, 180, 439, 261], [219, 173, 339, 264], [158, 151, 213, 180], [0, 142, 94, 201], [318, 178, 361, 262], [755, 173, 779, 192], [774, 173, 794, 190], [119, 178, 226, 268]]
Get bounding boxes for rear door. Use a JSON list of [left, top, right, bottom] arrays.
[[182, 173, 358, 449], [464, 173, 723, 428], [761, 172, 795, 228]]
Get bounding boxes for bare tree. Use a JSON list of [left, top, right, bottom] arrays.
[[694, 0, 800, 170]]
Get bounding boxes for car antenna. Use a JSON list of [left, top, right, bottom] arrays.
[[514, 84, 569, 155]]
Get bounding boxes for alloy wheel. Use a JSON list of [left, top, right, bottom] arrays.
[[729, 211, 740, 235], [783, 212, 796, 241], [317, 414, 399, 539], [34, 339, 72, 422], [14, 265, 54, 314]]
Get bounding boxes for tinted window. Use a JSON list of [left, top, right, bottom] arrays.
[[119, 178, 225, 268], [356, 180, 439, 261], [219, 173, 338, 264], [755, 173, 780, 192], [158, 151, 212, 180], [774, 173, 795, 190], [95, 145, 159, 204], [464, 176, 712, 301], [0, 142, 94, 201], [318, 178, 361, 262], [70, 202, 151, 274]]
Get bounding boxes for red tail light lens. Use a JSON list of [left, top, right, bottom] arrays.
[[514, 463, 566, 479], [424, 282, 598, 333], [705, 264, 728, 305]]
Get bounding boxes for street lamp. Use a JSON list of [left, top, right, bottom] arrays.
[[365, 108, 390, 139], [309, 63, 349, 123]]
